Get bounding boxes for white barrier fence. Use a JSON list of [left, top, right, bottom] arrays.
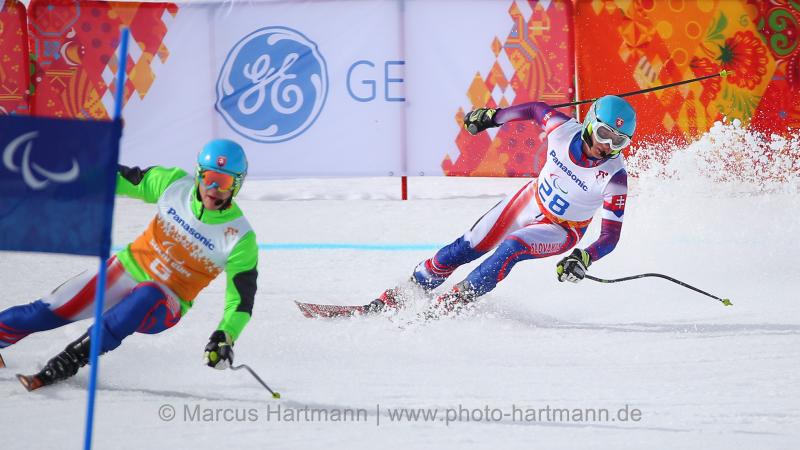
[[119, 0, 549, 177]]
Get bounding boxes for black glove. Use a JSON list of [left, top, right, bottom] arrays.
[[463, 108, 500, 135], [204, 330, 234, 370], [556, 249, 591, 283]]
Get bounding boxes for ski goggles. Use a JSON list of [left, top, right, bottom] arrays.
[[197, 169, 238, 192], [593, 121, 631, 154]]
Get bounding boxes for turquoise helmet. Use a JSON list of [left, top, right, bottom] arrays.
[[581, 95, 636, 151], [196, 139, 248, 196]]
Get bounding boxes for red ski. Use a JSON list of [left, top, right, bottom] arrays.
[[294, 301, 369, 319], [16, 373, 45, 392]]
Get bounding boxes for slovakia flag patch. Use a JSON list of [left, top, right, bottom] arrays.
[[604, 194, 626, 218]]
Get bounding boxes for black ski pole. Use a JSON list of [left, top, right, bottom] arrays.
[[584, 273, 732, 306], [551, 70, 731, 108], [231, 364, 281, 399]]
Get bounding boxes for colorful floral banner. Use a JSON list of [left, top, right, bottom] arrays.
[[574, 0, 797, 150]]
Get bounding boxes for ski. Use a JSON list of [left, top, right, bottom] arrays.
[[0, 353, 5, 369], [16, 373, 45, 392], [294, 301, 370, 319]]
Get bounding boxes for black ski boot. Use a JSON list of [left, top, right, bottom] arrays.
[[17, 332, 92, 391], [421, 281, 478, 321], [365, 273, 434, 314], [365, 287, 402, 314]]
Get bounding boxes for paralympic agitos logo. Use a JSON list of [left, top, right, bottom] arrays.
[[2, 131, 80, 190]]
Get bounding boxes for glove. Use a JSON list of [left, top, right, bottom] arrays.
[[204, 330, 234, 370], [556, 249, 591, 283], [463, 108, 500, 135]]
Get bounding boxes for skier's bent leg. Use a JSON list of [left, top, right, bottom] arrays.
[[94, 282, 181, 353], [414, 181, 539, 290], [413, 236, 485, 290], [31, 282, 180, 388], [0, 301, 71, 348], [464, 236, 539, 296], [370, 236, 487, 313], [431, 223, 577, 315], [0, 268, 101, 349], [425, 237, 536, 318], [1, 257, 134, 350], [465, 224, 577, 297]]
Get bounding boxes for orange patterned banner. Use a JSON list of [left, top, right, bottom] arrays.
[[27, 0, 177, 119], [444, 0, 576, 177]]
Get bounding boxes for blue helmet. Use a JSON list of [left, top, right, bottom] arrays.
[[582, 95, 636, 148], [196, 139, 248, 196]]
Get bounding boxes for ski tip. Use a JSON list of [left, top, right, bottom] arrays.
[[294, 301, 315, 318], [721, 298, 732, 306], [0, 353, 5, 369], [294, 301, 367, 319], [16, 373, 44, 392]]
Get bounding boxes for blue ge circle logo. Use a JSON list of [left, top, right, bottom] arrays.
[[216, 26, 328, 143]]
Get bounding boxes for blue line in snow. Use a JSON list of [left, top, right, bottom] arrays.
[[112, 243, 442, 252], [259, 243, 441, 251]]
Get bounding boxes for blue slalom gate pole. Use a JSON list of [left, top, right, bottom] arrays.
[[83, 27, 129, 450]]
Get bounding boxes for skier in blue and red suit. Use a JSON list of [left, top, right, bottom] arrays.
[[370, 95, 635, 318]]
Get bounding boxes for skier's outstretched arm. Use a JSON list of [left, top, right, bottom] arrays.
[[463, 101, 571, 136], [116, 165, 187, 203]]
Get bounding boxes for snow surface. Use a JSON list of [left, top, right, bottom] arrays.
[[1, 122, 799, 449]]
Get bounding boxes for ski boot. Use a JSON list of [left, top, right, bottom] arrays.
[[364, 270, 438, 314], [17, 332, 92, 391], [364, 287, 403, 314], [421, 281, 477, 321], [412, 259, 452, 292]]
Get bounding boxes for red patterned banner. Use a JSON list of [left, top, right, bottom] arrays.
[[444, 0, 576, 177], [27, 0, 177, 119], [574, 0, 797, 149], [0, 0, 30, 115]]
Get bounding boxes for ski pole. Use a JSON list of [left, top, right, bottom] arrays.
[[584, 273, 732, 306], [551, 70, 731, 108], [231, 364, 281, 399]]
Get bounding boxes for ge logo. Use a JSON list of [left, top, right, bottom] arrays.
[[2, 131, 79, 190], [215, 26, 328, 143]]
